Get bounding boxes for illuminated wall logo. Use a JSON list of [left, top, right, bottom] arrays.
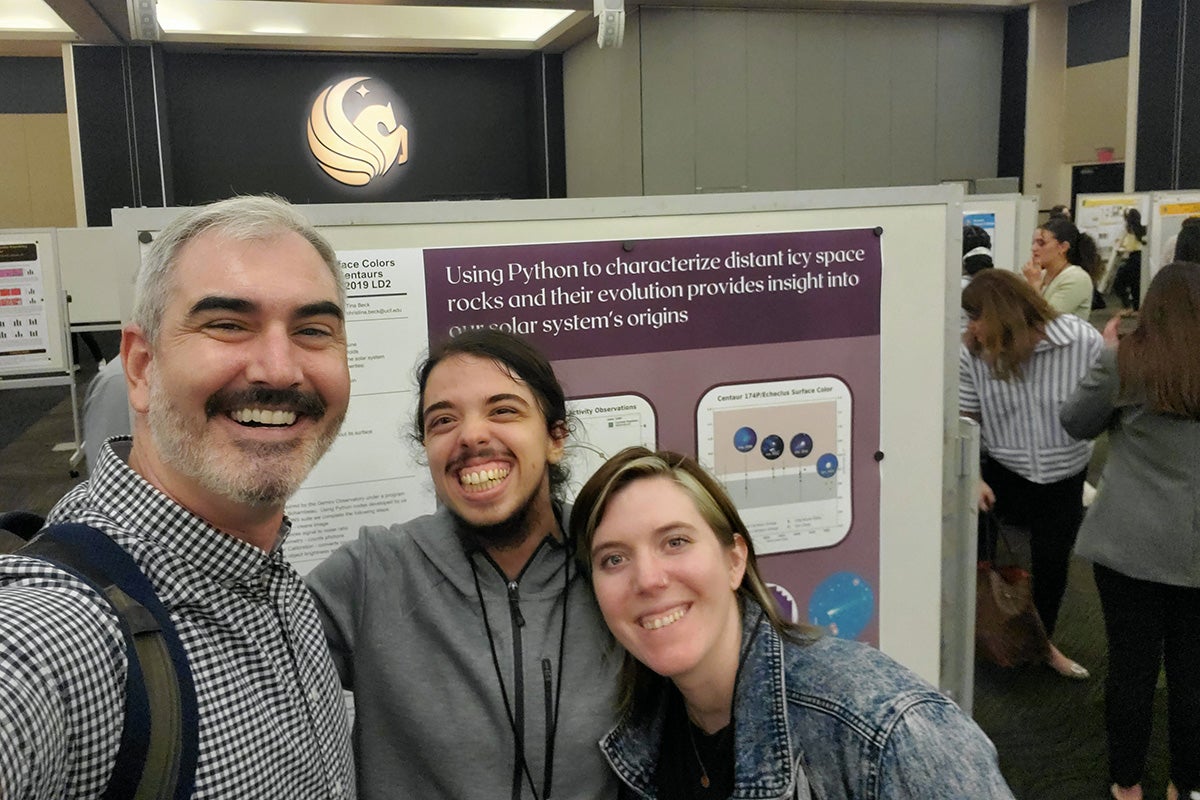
[[307, 76, 409, 187]]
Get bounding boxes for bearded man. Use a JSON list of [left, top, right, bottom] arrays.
[[307, 329, 619, 800], [0, 195, 355, 799]]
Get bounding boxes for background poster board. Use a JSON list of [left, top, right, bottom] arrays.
[[113, 186, 961, 684], [56, 228, 127, 326], [1075, 194, 1151, 291], [963, 195, 1037, 274], [1147, 193, 1200, 277], [0, 230, 67, 376]]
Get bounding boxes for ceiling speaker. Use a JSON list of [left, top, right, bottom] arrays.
[[128, 0, 160, 41], [595, 0, 625, 48]]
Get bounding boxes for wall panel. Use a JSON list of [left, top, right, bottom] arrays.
[[693, 10, 748, 192], [937, 15, 1003, 182], [795, 14, 848, 189], [635, 8, 1003, 195], [1064, 58, 1128, 163], [0, 114, 74, 228], [0, 115, 32, 227], [843, 18, 894, 188], [746, 13, 798, 192], [24, 115, 75, 227], [641, 10, 697, 194], [889, 17, 939, 187], [563, 17, 643, 198]]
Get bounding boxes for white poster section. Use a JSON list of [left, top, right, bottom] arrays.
[[962, 194, 1038, 273], [0, 229, 81, 464], [0, 230, 69, 376], [56, 227, 128, 327], [113, 186, 965, 687], [1074, 193, 1151, 293], [1147, 192, 1200, 277]]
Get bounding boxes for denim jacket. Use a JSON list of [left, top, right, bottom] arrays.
[[599, 604, 1014, 800]]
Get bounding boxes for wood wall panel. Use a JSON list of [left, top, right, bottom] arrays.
[[1064, 58, 1128, 164], [0, 114, 74, 228]]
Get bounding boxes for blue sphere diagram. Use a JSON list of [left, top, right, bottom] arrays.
[[816, 453, 838, 478], [733, 426, 757, 453], [790, 433, 813, 458], [808, 572, 875, 640], [761, 434, 784, 460]]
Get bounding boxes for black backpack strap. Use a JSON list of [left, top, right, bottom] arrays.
[[0, 528, 27, 553], [19, 523, 199, 800]]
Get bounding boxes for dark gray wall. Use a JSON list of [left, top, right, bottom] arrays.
[[0, 57, 66, 113], [1067, 0, 1130, 67], [1136, 0, 1199, 189]]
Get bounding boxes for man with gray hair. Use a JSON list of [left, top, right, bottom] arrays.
[[0, 195, 355, 799]]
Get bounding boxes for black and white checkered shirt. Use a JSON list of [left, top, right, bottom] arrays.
[[0, 439, 355, 799]]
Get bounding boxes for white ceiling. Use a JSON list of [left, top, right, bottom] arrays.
[[0, 0, 1032, 58]]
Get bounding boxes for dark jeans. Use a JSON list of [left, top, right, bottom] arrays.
[[1094, 564, 1200, 793], [981, 459, 1086, 636], [1113, 251, 1142, 310]]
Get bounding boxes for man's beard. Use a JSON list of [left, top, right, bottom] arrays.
[[450, 486, 541, 553], [147, 374, 343, 508]]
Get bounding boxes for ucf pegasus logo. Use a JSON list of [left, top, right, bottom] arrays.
[[308, 76, 409, 187]]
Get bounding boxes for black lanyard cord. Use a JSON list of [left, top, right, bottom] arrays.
[[544, 546, 569, 799], [468, 542, 570, 800]]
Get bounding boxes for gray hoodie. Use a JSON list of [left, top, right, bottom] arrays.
[[307, 506, 621, 800]]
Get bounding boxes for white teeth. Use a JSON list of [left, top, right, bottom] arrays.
[[459, 467, 510, 492], [641, 607, 686, 630], [231, 408, 297, 426]]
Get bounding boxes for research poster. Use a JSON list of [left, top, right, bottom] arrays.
[[422, 227, 883, 643], [963, 211, 996, 254], [0, 242, 51, 371], [285, 248, 435, 573], [1076, 195, 1149, 266], [285, 227, 884, 643], [1149, 197, 1200, 274]]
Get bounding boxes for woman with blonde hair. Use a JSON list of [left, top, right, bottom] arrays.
[[1062, 262, 1200, 800], [572, 447, 1013, 799], [960, 269, 1103, 679]]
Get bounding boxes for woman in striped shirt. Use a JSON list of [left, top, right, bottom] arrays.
[[960, 269, 1104, 680]]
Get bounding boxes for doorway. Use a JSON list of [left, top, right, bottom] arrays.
[[1071, 162, 1125, 211]]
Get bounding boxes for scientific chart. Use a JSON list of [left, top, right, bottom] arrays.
[[563, 394, 657, 502], [698, 376, 852, 554], [0, 242, 50, 370]]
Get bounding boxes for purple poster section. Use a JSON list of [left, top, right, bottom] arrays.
[[424, 228, 882, 644]]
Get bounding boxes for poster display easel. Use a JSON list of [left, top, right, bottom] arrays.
[[114, 185, 967, 692], [963, 194, 1038, 273], [1147, 192, 1200, 277], [0, 229, 82, 471], [1074, 193, 1151, 294]]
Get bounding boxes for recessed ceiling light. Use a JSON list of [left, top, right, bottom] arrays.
[[155, 0, 576, 45], [0, 0, 71, 32]]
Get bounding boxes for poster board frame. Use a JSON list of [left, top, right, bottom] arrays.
[[1074, 192, 1151, 295], [1147, 192, 1200, 278], [0, 228, 69, 377], [963, 194, 1038, 274], [113, 185, 965, 687]]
